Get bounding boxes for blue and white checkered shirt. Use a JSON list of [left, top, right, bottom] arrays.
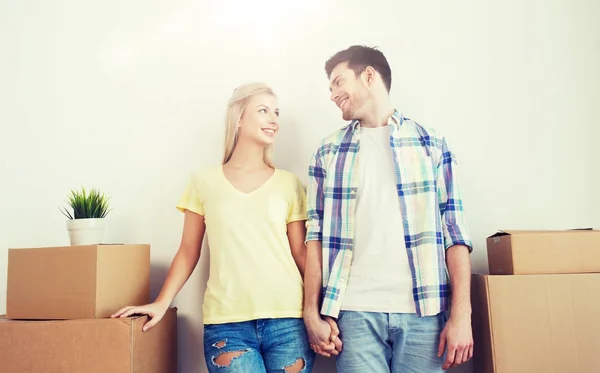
[[306, 110, 472, 318]]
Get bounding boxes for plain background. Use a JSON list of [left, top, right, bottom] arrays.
[[1, 1, 598, 372]]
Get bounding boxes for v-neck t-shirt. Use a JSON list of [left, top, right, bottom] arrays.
[[176, 166, 307, 324]]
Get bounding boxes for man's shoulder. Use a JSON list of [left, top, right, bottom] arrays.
[[312, 121, 355, 157], [400, 116, 446, 149], [400, 116, 440, 137]]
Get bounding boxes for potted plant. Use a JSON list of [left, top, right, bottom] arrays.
[[60, 187, 111, 246]]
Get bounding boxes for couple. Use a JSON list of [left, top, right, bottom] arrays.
[[112, 45, 474, 373]]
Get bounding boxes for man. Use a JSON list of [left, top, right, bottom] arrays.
[[303, 45, 474, 373]]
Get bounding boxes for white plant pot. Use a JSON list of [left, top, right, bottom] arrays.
[[66, 218, 106, 246]]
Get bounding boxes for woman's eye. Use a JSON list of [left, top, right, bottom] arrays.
[[259, 108, 267, 114]]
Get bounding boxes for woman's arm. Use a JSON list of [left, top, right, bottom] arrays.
[[111, 210, 205, 330], [287, 220, 307, 277], [154, 210, 206, 307]]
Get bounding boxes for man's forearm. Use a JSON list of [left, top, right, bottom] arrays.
[[303, 240, 323, 320], [446, 244, 472, 318]]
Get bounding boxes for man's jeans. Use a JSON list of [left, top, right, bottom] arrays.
[[336, 311, 448, 373]]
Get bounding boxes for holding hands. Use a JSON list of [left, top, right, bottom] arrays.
[[304, 315, 343, 357]]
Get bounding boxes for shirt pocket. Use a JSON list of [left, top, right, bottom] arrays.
[[266, 196, 289, 225], [397, 148, 436, 186]]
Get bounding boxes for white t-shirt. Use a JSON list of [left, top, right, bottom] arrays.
[[341, 125, 417, 313]]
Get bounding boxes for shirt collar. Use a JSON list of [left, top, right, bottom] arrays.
[[350, 109, 403, 132]]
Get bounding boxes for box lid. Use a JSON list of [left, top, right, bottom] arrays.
[[488, 228, 595, 238]]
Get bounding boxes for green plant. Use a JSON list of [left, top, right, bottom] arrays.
[[60, 187, 111, 219]]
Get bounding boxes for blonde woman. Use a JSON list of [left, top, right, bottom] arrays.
[[112, 83, 315, 373]]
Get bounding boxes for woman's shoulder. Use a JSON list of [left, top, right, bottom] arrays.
[[274, 168, 306, 189], [274, 168, 299, 180], [190, 165, 221, 176], [185, 165, 223, 187]]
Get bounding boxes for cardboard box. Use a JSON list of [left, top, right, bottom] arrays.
[[472, 274, 600, 373], [7, 244, 150, 320], [0, 307, 177, 373], [486, 230, 600, 275]]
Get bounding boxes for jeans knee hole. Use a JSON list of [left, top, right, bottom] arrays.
[[212, 350, 249, 368], [283, 357, 306, 373]]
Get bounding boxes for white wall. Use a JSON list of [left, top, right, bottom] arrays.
[[1, 1, 598, 372]]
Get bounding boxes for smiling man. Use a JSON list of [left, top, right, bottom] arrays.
[[302, 45, 474, 373]]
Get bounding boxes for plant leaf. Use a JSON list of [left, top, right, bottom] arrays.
[[60, 186, 111, 219]]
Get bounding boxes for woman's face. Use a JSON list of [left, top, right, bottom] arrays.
[[237, 94, 280, 147]]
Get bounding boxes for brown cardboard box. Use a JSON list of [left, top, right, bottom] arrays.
[[7, 244, 150, 320], [0, 307, 177, 373], [486, 229, 600, 275], [472, 274, 600, 373]]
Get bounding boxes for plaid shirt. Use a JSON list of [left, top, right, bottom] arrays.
[[306, 110, 472, 318]]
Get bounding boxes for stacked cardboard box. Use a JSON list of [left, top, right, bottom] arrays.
[[472, 230, 600, 373], [0, 244, 177, 373]]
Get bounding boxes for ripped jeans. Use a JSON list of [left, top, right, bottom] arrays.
[[203, 318, 315, 373]]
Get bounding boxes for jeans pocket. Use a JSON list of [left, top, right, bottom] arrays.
[[438, 310, 449, 329]]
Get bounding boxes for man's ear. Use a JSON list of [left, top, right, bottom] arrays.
[[363, 66, 376, 87]]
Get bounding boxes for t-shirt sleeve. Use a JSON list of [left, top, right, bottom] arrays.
[[287, 174, 307, 223], [176, 172, 205, 216]]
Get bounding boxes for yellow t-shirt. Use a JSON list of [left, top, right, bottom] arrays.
[[176, 166, 307, 324]]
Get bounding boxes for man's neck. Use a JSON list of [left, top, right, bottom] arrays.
[[359, 101, 395, 128]]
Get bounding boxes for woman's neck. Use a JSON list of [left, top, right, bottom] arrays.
[[225, 139, 269, 170]]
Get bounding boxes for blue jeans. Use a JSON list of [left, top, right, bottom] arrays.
[[203, 318, 315, 373], [336, 311, 448, 373]]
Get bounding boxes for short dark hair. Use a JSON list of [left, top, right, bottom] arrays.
[[325, 45, 392, 92]]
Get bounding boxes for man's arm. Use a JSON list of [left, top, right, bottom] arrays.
[[439, 244, 473, 369], [303, 147, 341, 357], [446, 245, 472, 317], [304, 240, 340, 357], [303, 240, 323, 320], [435, 137, 474, 369], [304, 147, 326, 317]]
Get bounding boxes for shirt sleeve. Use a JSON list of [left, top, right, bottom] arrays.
[[176, 172, 205, 216], [287, 174, 307, 223], [437, 137, 473, 251], [305, 146, 326, 243]]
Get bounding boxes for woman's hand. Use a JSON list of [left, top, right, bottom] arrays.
[[111, 301, 169, 332]]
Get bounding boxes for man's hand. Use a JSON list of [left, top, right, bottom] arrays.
[[437, 314, 473, 370], [304, 314, 342, 357], [324, 316, 343, 353]]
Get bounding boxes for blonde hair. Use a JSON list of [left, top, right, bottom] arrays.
[[222, 82, 276, 168]]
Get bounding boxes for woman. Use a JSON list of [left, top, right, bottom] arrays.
[[112, 82, 315, 373]]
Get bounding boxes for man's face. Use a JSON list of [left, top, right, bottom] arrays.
[[329, 62, 370, 121]]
